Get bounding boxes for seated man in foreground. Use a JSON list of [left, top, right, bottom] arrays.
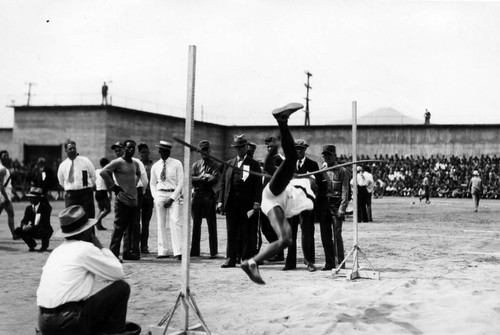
[[36, 205, 140, 335]]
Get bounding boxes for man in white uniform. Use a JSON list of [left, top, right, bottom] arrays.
[[150, 140, 184, 260]]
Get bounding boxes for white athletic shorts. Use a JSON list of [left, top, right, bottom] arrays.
[[261, 178, 315, 218]]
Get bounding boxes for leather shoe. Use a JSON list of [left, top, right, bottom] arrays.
[[37, 248, 48, 253], [321, 265, 334, 271], [209, 254, 218, 259], [123, 253, 140, 261], [156, 255, 169, 259], [221, 260, 236, 268], [307, 264, 317, 272], [282, 265, 296, 271]]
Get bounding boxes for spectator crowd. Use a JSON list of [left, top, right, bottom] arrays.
[[354, 153, 500, 199], [3, 152, 500, 202]]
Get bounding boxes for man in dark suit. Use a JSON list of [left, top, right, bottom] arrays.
[[32, 157, 58, 198], [14, 187, 53, 252], [217, 134, 263, 268], [318, 144, 350, 270], [191, 140, 220, 258], [283, 139, 320, 272]]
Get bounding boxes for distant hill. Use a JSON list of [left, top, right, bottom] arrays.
[[331, 107, 422, 125]]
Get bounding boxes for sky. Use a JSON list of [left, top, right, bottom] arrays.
[[2, 0, 500, 128]]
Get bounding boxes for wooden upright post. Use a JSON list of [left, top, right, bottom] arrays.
[[334, 101, 380, 281], [351, 101, 359, 274], [150, 45, 212, 335], [180, 44, 196, 330]]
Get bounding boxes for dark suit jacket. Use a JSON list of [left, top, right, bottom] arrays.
[[218, 156, 262, 211], [33, 166, 58, 194], [191, 158, 220, 196], [297, 157, 323, 197], [20, 201, 53, 235]]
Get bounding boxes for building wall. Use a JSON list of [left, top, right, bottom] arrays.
[[12, 106, 227, 167], [11, 106, 500, 169], [227, 124, 500, 163], [104, 107, 227, 164], [13, 106, 107, 166], [0, 128, 14, 154]]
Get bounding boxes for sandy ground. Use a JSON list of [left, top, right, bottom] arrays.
[[1, 197, 500, 335]]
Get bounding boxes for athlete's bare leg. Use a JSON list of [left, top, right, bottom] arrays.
[[241, 102, 303, 285]]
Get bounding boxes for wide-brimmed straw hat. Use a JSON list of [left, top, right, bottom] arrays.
[[55, 205, 98, 238], [155, 140, 173, 150]]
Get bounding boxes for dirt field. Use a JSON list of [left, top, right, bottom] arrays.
[[1, 197, 500, 335]]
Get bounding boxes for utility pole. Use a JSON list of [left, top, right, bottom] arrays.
[[304, 71, 312, 126], [26, 82, 36, 106]]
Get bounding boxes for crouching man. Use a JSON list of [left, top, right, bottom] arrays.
[[36, 205, 140, 335]]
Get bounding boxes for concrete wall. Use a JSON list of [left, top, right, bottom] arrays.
[[11, 105, 500, 169], [227, 124, 500, 163], [12, 106, 227, 167], [13, 106, 108, 166], [104, 106, 226, 165]]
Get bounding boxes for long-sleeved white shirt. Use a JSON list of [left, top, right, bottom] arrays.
[[150, 157, 183, 200], [37, 240, 124, 308], [57, 156, 96, 191]]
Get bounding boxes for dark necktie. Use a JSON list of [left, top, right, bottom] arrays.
[[160, 160, 166, 181]]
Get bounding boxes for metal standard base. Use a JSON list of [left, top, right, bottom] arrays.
[[333, 245, 380, 281], [149, 289, 212, 335]]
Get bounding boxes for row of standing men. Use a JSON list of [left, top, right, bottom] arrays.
[[17, 135, 352, 271], [56, 139, 184, 261], [214, 134, 350, 271]]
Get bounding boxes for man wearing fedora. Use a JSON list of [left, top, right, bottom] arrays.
[[317, 144, 350, 271], [150, 140, 184, 260], [14, 187, 53, 252], [283, 139, 321, 272], [217, 134, 263, 268], [36, 205, 140, 335], [190, 140, 220, 258]]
